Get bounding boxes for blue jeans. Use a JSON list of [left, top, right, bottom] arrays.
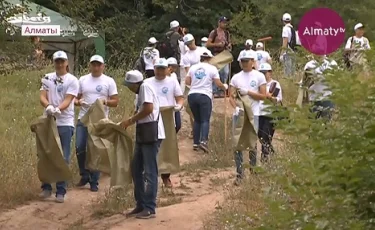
[[213, 64, 229, 94], [41, 126, 74, 195], [75, 120, 100, 186], [132, 139, 162, 213], [188, 93, 212, 145], [233, 114, 259, 178], [283, 53, 295, 77]]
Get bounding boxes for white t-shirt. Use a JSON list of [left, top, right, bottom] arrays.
[[179, 40, 188, 56], [144, 77, 182, 107], [40, 72, 79, 127], [237, 49, 256, 61], [187, 62, 220, 99], [259, 80, 282, 116], [345, 36, 371, 50], [169, 72, 178, 83], [136, 82, 165, 139], [304, 59, 338, 101], [255, 50, 271, 66], [77, 74, 118, 119], [230, 70, 267, 116], [181, 46, 206, 68], [142, 47, 160, 70], [282, 24, 300, 49]]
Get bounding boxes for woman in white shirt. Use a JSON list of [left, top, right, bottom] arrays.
[[143, 37, 160, 78], [185, 50, 228, 152], [258, 63, 282, 163]]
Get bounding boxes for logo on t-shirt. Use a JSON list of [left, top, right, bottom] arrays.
[[96, 85, 103, 92], [250, 80, 256, 87], [257, 53, 262, 61], [56, 84, 63, 92], [194, 68, 206, 80], [162, 87, 168, 94]]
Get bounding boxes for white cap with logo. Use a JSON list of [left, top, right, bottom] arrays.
[[124, 70, 143, 85], [167, 57, 178, 66], [53, 51, 68, 60], [148, 37, 157, 44], [201, 37, 208, 42], [282, 13, 291, 21], [154, 58, 169, 68], [245, 39, 253, 46], [240, 50, 256, 60], [183, 33, 194, 44], [354, 23, 364, 31], [90, 55, 104, 64], [256, 42, 264, 48], [170, 20, 180, 29], [259, 63, 272, 71]]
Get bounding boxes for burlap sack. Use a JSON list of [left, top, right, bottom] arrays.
[[209, 50, 233, 70], [232, 91, 258, 151], [183, 85, 193, 117], [30, 116, 72, 183], [158, 106, 180, 174], [90, 119, 134, 187], [80, 99, 112, 174]]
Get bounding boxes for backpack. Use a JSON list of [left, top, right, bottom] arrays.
[[156, 33, 175, 58], [133, 48, 146, 72], [289, 26, 301, 51], [209, 28, 230, 54]]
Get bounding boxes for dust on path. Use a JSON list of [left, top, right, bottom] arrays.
[[0, 99, 234, 230]]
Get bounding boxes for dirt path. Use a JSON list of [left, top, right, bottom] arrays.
[[0, 99, 234, 230]]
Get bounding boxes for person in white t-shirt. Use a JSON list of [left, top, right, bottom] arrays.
[[39, 50, 79, 203], [201, 37, 208, 47], [167, 57, 179, 83], [280, 13, 296, 77], [142, 37, 160, 78], [145, 57, 184, 188], [237, 39, 256, 69], [180, 33, 206, 73], [229, 50, 267, 185], [122, 69, 164, 219], [258, 63, 282, 163], [304, 56, 337, 120], [344, 23, 371, 69], [255, 42, 272, 68], [74, 55, 119, 192], [185, 50, 228, 152]]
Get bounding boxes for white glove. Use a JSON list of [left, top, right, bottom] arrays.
[[279, 54, 285, 62], [234, 106, 244, 116], [174, 104, 183, 112], [79, 99, 90, 108], [51, 107, 61, 116], [223, 83, 228, 90], [239, 88, 248, 96], [45, 105, 54, 115]]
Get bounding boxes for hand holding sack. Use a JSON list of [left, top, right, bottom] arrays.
[[174, 104, 183, 112], [239, 88, 248, 96]]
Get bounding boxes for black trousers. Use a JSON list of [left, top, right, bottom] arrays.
[[258, 116, 275, 161], [145, 69, 155, 78]]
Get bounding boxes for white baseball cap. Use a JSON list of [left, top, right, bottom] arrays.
[[282, 13, 291, 21], [90, 55, 104, 64], [167, 57, 178, 65], [256, 42, 264, 49], [148, 37, 157, 44], [53, 51, 68, 60], [354, 23, 364, 31], [200, 49, 213, 57], [201, 37, 208, 42], [124, 70, 143, 85], [245, 39, 253, 46], [170, 20, 179, 29], [259, 63, 272, 71], [239, 50, 256, 60], [154, 58, 169, 68], [183, 33, 194, 44]]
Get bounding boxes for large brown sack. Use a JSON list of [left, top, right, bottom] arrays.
[[80, 99, 112, 174], [90, 119, 134, 187], [30, 116, 72, 183]]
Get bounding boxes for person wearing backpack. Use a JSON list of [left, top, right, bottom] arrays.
[[280, 13, 300, 78], [207, 16, 232, 98], [142, 37, 160, 78]]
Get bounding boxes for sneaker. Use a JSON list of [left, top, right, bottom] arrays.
[[55, 194, 65, 203], [162, 178, 173, 188], [90, 184, 99, 192], [38, 190, 52, 199], [125, 207, 144, 218], [75, 178, 89, 187], [193, 144, 199, 151], [199, 142, 209, 153], [136, 210, 156, 219]]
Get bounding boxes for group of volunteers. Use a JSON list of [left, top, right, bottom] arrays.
[[35, 12, 371, 220]]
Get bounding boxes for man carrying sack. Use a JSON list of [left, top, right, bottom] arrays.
[[229, 50, 267, 186], [74, 55, 119, 192], [37, 50, 79, 203], [121, 70, 165, 219], [145, 57, 184, 188]]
